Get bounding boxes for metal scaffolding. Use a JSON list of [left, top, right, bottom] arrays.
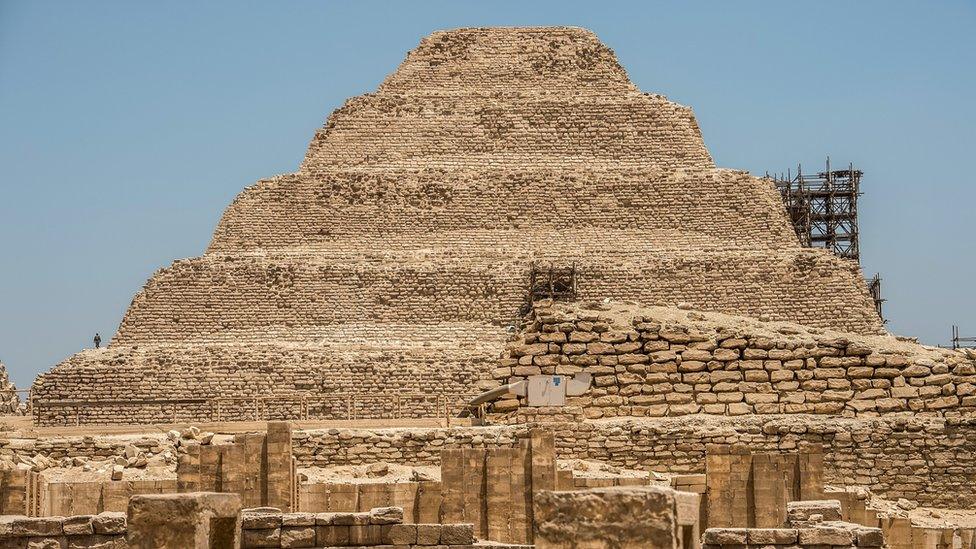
[[769, 158, 863, 261], [528, 261, 578, 302], [866, 273, 885, 322], [951, 325, 976, 350]]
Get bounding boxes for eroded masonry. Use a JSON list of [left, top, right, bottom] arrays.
[[6, 26, 974, 548]]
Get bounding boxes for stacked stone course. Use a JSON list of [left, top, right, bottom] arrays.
[[6, 414, 975, 508], [0, 512, 126, 548], [241, 507, 485, 549], [494, 302, 975, 418]]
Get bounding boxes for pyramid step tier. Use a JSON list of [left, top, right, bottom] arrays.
[[208, 168, 798, 253], [32, 330, 500, 425], [301, 93, 711, 172], [112, 248, 882, 346]]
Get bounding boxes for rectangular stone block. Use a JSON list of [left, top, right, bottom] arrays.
[[357, 483, 394, 513], [798, 444, 825, 501], [315, 524, 349, 547], [535, 486, 679, 548], [461, 448, 487, 538], [415, 523, 441, 545], [486, 448, 515, 543], [751, 453, 797, 528], [241, 433, 266, 508], [390, 482, 417, 522], [127, 492, 241, 549], [439, 449, 464, 524], [414, 481, 441, 524], [323, 483, 358, 513]]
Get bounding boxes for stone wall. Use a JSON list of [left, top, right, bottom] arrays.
[[209, 169, 794, 254], [241, 507, 485, 549], [492, 302, 975, 419], [290, 416, 976, 508], [3, 415, 975, 509], [40, 479, 175, 517], [178, 421, 295, 511], [0, 513, 126, 548], [702, 524, 883, 548]]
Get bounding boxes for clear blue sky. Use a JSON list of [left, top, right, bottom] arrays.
[[1, 1, 974, 388]]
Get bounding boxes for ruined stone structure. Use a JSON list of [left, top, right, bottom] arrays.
[[0, 361, 21, 416], [492, 302, 976, 419], [31, 27, 884, 425], [11, 25, 975, 547]]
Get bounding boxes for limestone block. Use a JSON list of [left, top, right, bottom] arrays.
[[90, 514, 125, 536], [368, 506, 403, 525], [381, 523, 417, 545], [535, 486, 679, 548], [126, 492, 242, 549], [415, 523, 441, 545], [278, 525, 315, 548], [439, 523, 474, 545], [12, 518, 64, 537], [797, 524, 855, 545], [61, 516, 94, 536], [787, 499, 843, 524]]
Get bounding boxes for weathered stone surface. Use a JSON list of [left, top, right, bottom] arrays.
[[787, 500, 843, 524], [126, 492, 241, 549], [367, 506, 403, 525], [494, 302, 975, 420], [535, 486, 678, 548]]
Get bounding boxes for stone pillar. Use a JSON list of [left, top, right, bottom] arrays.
[[265, 421, 294, 512], [461, 448, 487, 537], [220, 444, 246, 497], [798, 444, 825, 501], [534, 485, 680, 548], [751, 453, 797, 527], [439, 448, 464, 523], [127, 492, 242, 549], [415, 480, 442, 523], [177, 443, 202, 493], [528, 428, 556, 543], [485, 448, 512, 543], [238, 432, 265, 508]]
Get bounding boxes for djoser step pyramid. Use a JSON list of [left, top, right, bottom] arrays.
[[32, 27, 883, 425]]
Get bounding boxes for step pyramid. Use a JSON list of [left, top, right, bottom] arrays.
[[32, 27, 883, 425]]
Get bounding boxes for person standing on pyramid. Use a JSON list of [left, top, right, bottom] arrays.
[[93, 333, 101, 349]]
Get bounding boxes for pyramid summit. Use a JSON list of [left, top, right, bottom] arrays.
[[32, 27, 885, 424]]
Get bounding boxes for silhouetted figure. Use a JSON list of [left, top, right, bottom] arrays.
[[94, 333, 101, 349]]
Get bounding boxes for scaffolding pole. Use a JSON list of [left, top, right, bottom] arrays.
[[770, 157, 863, 261], [951, 325, 976, 350]]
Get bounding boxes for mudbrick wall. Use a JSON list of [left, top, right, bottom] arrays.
[[34, 26, 884, 425], [2, 415, 974, 508], [492, 302, 976, 418]]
